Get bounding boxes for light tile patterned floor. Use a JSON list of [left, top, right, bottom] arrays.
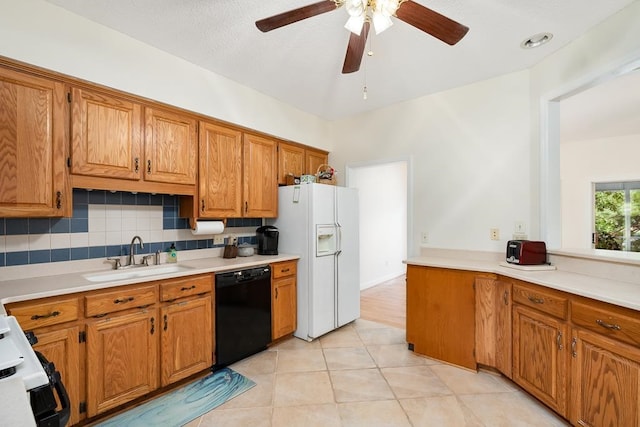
[[185, 319, 570, 427]]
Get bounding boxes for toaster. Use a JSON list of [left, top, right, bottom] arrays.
[[506, 240, 547, 265]]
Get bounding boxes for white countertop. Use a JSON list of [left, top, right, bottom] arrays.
[[0, 253, 299, 312], [405, 256, 640, 312]]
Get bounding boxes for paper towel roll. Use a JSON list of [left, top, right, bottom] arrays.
[[191, 220, 224, 235]]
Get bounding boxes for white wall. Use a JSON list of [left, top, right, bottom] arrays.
[[561, 134, 640, 248], [529, 0, 640, 248], [0, 0, 330, 151], [349, 162, 407, 289], [330, 71, 532, 256]]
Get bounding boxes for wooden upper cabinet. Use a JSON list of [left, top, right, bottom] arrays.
[[70, 87, 142, 180], [277, 142, 305, 184], [244, 133, 278, 218], [0, 68, 70, 217], [144, 106, 197, 185], [198, 121, 243, 218], [305, 147, 328, 176]]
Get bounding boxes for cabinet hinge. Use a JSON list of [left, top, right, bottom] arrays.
[[67, 92, 72, 103], [79, 401, 87, 414], [79, 330, 86, 343]]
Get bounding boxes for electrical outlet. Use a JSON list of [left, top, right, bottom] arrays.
[[490, 228, 500, 240], [213, 235, 225, 245], [514, 221, 526, 233], [421, 231, 428, 244]]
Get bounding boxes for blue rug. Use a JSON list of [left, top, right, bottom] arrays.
[[96, 368, 255, 427]]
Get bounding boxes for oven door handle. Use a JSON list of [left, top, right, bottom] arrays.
[[34, 351, 70, 427]]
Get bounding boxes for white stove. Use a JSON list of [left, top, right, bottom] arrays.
[[0, 316, 48, 390], [0, 315, 70, 427]]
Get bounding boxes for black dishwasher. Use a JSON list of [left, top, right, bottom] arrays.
[[214, 266, 272, 369]]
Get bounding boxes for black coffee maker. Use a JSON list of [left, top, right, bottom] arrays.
[[256, 225, 279, 255]]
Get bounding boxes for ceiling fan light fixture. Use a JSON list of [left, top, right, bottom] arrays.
[[345, 14, 366, 35], [372, 11, 393, 34], [520, 32, 553, 49]]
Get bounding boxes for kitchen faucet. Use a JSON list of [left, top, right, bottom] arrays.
[[128, 235, 144, 266]]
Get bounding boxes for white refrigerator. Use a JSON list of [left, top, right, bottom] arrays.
[[270, 183, 360, 341]]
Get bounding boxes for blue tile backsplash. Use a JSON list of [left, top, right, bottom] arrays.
[[0, 189, 261, 267]]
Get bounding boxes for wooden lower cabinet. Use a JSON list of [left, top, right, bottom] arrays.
[[32, 326, 82, 425], [475, 276, 512, 378], [406, 265, 477, 370], [513, 304, 569, 417], [160, 295, 213, 386], [85, 309, 159, 417], [271, 261, 297, 340], [570, 329, 640, 427]]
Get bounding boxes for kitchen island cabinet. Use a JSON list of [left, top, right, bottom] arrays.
[[406, 265, 478, 370], [0, 67, 70, 217]]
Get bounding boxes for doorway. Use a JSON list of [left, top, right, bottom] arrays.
[[346, 159, 409, 291]]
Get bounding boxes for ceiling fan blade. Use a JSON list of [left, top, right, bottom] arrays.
[[395, 0, 469, 45], [342, 22, 371, 74], [256, 1, 339, 32]]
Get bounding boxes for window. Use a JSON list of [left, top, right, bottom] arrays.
[[594, 181, 640, 252]]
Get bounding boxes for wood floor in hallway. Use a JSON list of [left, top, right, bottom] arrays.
[[359, 275, 406, 329]]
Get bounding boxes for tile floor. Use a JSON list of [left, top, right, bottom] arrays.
[[185, 319, 570, 426]]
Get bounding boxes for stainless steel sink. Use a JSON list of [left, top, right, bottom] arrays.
[[83, 264, 194, 282]]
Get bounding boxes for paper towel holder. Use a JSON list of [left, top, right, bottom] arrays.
[[191, 219, 225, 235]]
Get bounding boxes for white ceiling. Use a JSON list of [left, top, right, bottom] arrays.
[[45, 0, 636, 121]]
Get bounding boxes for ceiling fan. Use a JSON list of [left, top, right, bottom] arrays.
[[255, 0, 469, 74]]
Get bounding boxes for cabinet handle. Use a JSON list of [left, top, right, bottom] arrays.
[[56, 191, 62, 209], [163, 314, 168, 331], [114, 296, 135, 304], [134, 157, 139, 173], [571, 337, 577, 358], [556, 330, 563, 351], [528, 296, 544, 304], [150, 317, 155, 335], [275, 288, 278, 299], [245, 201, 248, 213], [201, 199, 205, 212], [31, 311, 60, 321], [147, 159, 152, 174], [503, 290, 509, 306], [596, 319, 621, 331], [281, 268, 290, 273], [181, 285, 196, 291]]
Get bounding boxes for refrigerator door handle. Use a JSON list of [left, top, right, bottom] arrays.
[[336, 222, 342, 255]]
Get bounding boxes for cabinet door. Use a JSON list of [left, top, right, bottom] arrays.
[[272, 276, 297, 340], [475, 276, 511, 377], [570, 328, 640, 427], [513, 304, 568, 416], [406, 265, 476, 370], [305, 148, 328, 176], [144, 106, 197, 185], [86, 309, 158, 417], [243, 133, 278, 218], [277, 142, 305, 184], [0, 68, 69, 217], [33, 326, 82, 426], [70, 87, 142, 180], [198, 121, 242, 217], [160, 295, 213, 386]]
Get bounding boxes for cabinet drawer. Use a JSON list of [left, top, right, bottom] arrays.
[[571, 300, 640, 347], [513, 284, 568, 320], [272, 261, 297, 279], [8, 297, 79, 330], [85, 285, 157, 317], [160, 274, 212, 302]]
